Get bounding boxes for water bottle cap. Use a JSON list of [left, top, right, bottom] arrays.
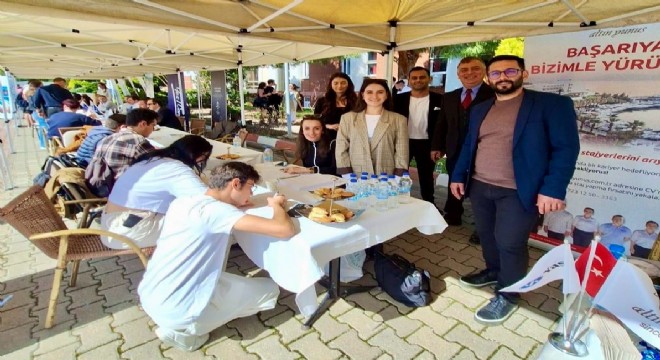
[[350, 178, 357, 182], [361, 172, 368, 175], [380, 172, 387, 175], [371, 174, 378, 178], [403, 171, 410, 176], [388, 175, 395, 178], [349, 173, 357, 178], [380, 178, 387, 182], [361, 175, 368, 180]]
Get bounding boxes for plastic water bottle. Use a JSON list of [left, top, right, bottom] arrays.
[[387, 175, 399, 209], [368, 174, 378, 207], [232, 134, 241, 148], [399, 172, 412, 204], [375, 178, 389, 212], [263, 147, 274, 163], [346, 179, 359, 204], [358, 175, 369, 209]]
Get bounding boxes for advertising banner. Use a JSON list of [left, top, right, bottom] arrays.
[[166, 72, 190, 130], [0, 75, 18, 119], [525, 23, 660, 256], [210, 70, 227, 125]]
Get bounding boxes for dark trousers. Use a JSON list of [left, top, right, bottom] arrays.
[[409, 139, 435, 203], [547, 230, 565, 241], [443, 158, 464, 223], [469, 180, 538, 303], [633, 245, 651, 259], [572, 228, 594, 247]]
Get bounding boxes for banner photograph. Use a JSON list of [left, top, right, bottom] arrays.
[[525, 23, 660, 258]]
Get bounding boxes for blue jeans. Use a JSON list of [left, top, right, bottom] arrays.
[[468, 180, 538, 303]]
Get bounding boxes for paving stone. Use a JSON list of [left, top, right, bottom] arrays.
[[502, 312, 527, 331], [120, 339, 166, 359], [90, 257, 120, 276], [441, 302, 485, 333], [539, 297, 562, 316], [0, 322, 37, 355], [99, 284, 136, 308], [327, 298, 354, 317], [226, 314, 276, 346], [72, 316, 121, 354], [490, 346, 522, 360], [0, 287, 34, 311], [407, 326, 461, 359], [69, 300, 107, 325], [264, 310, 310, 344], [0, 304, 37, 331], [32, 328, 79, 356], [445, 324, 499, 359], [328, 329, 382, 360], [259, 301, 289, 322], [337, 308, 386, 340], [516, 307, 559, 328], [521, 291, 550, 308], [367, 327, 423, 360], [310, 313, 350, 342], [3, 250, 33, 266], [443, 284, 488, 309], [164, 345, 213, 359], [346, 292, 389, 315], [114, 316, 157, 352], [31, 305, 76, 335], [429, 296, 453, 313], [374, 306, 423, 338], [67, 285, 103, 310], [289, 332, 342, 360], [373, 291, 414, 314], [516, 318, 553, 343], [95, 269, 130, 291], [0, 341, 38, 360], [438, 258, 476, 277], [482, 325, 538, 358], [407, 306, 457, 336], [33, 341, 78, 360], [119, 257, 146, 275], [108, 304, 147, 327], [205, 337, 259, 360], [3, 262, 36, 280], [413, 249, 447, 265], [245, 334, 299, 360]]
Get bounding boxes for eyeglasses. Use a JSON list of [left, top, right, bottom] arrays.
[[487, 68, 521, 80], [146, 102, 154, 106]]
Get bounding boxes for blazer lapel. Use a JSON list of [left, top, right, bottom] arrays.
[[370, 112, 391, 151], [513, 90, 534, 148]]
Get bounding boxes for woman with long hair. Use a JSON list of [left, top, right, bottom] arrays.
[[314, 72, 358, 139], [336, 78, 409, 176], [284, 115, 336, 175], [101, 135, 213, 249]]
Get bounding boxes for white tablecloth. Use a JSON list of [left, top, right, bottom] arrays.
[[148, 127, 264, 167], [234, 187, 448, 317]]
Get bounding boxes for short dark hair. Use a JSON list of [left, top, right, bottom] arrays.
[[148, 98, 163, 107], [395, 80, 405, 85], [208, 162, 261, 190], [487, 55, 525, 71], [459, 56, 485, 66], [646, 221, 658, 227], [267, 79, 275, 85], [612, 215, 624, 220], [408, 66, 430, 76], [53, 77, 66, 83], [62, 99, 80, 109], [106, 114, 126, 130], [584, 207, 595, 213], [126, 108, 159, 126]]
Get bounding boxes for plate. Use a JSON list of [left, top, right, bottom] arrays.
[[292, 200, 364, 224], [310, 187, 354, 200], [216, 154, 241, 160]]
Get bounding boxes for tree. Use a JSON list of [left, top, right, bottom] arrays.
[[433, 41, 500, 60], [396, 50, 423, 79], [495, 38, 524, 57], [68, 79, 98, 94]]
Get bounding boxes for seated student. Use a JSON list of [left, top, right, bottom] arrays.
[[138, 162, 295, 352], [76, 114, 127, 168], [100, 135, 213, 249], [46, 99, 100, 138], [147, 98, 184, 131], [283, 115, 336, 175]]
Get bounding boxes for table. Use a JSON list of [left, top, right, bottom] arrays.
[[148, 126, 264, 167], [233, 166, 448, 323]]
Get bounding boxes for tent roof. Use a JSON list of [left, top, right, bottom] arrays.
[[1, 0, 659, 79]]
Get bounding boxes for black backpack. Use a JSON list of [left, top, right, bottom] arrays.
[[374, 251, 432, 307]]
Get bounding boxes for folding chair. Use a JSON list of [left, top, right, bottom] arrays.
[[0, 186, 153, 328]]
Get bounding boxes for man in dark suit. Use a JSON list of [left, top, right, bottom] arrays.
[[147, 98, 184, 131], [450, 55, 579, 325], [33, 77, 73, 118], [431, 57, 494, 226], [393, 66, 443, 204]]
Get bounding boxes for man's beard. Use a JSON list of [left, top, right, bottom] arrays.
[[491, 77, 523, 95]]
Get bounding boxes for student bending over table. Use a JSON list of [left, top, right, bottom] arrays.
[[138, 162, 295, 352], [100, 135, 212, 249]]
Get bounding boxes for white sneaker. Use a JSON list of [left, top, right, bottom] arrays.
[[155, 327, 209, 352]]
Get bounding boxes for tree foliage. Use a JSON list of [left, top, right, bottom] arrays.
[[495, 38, 525, 57], [68, 79, 98, 94], [433, 41, 500, 60]]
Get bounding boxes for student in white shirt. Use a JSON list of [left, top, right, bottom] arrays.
[[572, 207, 599, 247], [100, 135, 213, 249], [138, 162, 296, 352], [631, 220, 659, 259], [543, 209, 574, 241]]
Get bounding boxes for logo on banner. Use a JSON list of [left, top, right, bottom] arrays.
[[169, 83, 185, 117]]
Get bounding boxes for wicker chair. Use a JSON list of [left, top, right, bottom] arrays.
[[0, 186, 153, 329]]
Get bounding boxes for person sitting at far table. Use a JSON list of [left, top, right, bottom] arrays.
[[284, 115, 336, 175], [631, 221, 659, 259], [46, 99, 100, 139], [138, 162, 295, 352], [599, 215, 632, 254]]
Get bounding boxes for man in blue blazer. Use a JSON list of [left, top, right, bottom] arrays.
[[450, 55, 579, 325]]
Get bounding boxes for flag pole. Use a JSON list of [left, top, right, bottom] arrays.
[[562, 239, 571, 340], [565, 236, 601, 339]]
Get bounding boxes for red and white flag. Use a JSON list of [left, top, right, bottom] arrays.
[[501, 243, 580, 294], [574, 242, 617, 297], [593, 260, 660, 349]]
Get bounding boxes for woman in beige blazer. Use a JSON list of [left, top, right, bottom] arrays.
[[336, 78, 409, 176]]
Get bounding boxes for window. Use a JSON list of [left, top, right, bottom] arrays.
[[366, 52, 378, 76]]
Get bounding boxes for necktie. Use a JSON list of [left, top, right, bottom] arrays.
[[461, 88, 472, 109]]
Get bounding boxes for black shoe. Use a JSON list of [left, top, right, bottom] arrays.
[[468, 232, 480, 245], [459, 269, 497, 288], [474, 294, 518, 325], [445, 216, 462, 226]]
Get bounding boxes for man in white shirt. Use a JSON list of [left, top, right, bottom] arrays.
[[393, 67, 443, 205], [138, 162, 295, 352], [542, 209, 573, 241], [630, 220, 659, 259], [120, 95, 137, 114], [96, 93, 118, 117]]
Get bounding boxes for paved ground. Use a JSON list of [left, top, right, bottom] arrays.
[[0, 124, 562, 359]]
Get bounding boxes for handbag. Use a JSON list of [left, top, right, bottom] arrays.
[[374, 251, 431, 307]]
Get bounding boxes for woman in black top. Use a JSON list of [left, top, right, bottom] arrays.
[[314, 72, 358, 139], [284, 115, 336, 175]]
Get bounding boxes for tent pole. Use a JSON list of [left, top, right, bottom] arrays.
[[196, 71, 202, 120], [284, 63, 292, 137], [237, 46, 246, 126], [385, 21, 397, 86]]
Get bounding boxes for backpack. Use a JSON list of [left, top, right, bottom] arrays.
[[84, 156, 115, 197], [374, 251, 432, 307], [33, 155, 72, 187]]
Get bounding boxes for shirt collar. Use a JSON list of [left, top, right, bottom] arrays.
[[463, 83, 483, 97]]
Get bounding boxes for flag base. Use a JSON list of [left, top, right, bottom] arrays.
[[548, 332, 589, 357]]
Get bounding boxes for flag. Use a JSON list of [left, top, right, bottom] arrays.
[[501, 243, 580, 293], [574, 242, 617, 297], [592, 260, 660, 349]]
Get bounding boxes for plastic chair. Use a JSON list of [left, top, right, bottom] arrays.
[[0, 186, 154, 328]]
